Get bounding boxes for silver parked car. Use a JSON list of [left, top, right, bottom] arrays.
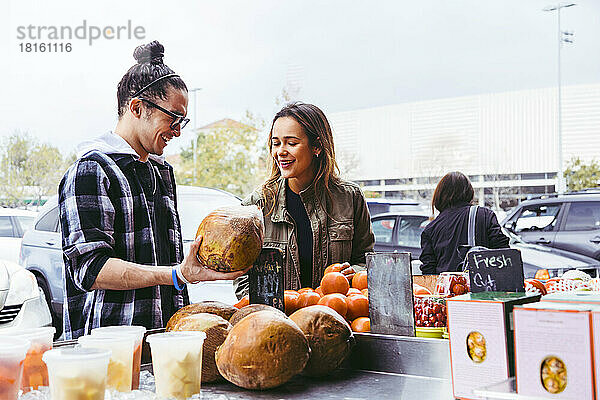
[[19, 186, 241, 336], [0, 259, 52, 330]]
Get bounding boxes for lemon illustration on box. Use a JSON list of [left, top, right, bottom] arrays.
[[540, 356, 567, 394], [466, 331, 486, 363]]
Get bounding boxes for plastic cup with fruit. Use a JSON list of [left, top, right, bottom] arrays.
[[435, 271, 470, 297], [78, 334, 135, 392], [42, 347, 111, 400], [0, 326, 55, 392], [91, 325, 146, 390], [146, 331, 206, 400], [0, 337, 30, 400]]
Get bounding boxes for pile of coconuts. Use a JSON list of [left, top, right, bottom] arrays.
[[167, 205, 354, 389], [167, 301, 355, 390]]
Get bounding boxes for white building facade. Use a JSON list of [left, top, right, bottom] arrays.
[[329, 83, 600, 207]]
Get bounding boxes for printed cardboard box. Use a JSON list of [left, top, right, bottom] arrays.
[[514, 302, 594, 399], [447, 292, 541, 400], [590, 305, 600, 400]]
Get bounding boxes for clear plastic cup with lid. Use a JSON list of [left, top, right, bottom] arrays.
[[91, 325, 146, 389], [0, 326, 55, 392], [42, 347, 111, 400], [0, 337, 30, 400], [78, 334, 135, 392], [146, 331, 206, 400]]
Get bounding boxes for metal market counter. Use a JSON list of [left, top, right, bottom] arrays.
[[161, 330, 453, 399], [55, 330, 454, 399]]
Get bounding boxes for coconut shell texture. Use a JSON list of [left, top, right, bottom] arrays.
[[289, 305, 355, 377], [215, 310, 310, 390], [229, 304, 286, 326], [196, 205, 264, 272], [165, 301, 238, 331], [169, 312, 233, 383]]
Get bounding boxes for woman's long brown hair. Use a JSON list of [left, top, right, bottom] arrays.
[[262, 102, 340, 214]]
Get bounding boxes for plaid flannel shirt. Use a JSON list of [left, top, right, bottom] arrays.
[[59, 149, 188, 339]]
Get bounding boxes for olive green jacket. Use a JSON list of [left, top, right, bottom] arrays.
[[234, 177, 375, 299]]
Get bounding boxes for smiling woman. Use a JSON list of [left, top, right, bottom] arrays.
[[234, 102, 375, 298]]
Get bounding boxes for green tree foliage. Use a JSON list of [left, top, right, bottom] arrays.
[[0, 132, 72, 206], [176, 112, 268, 197], [564, 157, 600, 192]]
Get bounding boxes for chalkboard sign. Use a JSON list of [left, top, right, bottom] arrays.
[[466, 248, 525, 293], [367, 252, 415, 336], [248, 247, 285, 311]]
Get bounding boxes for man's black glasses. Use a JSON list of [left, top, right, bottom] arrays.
[[138, 98, 190, 130]]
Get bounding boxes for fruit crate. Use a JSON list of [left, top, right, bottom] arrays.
[[414, 295, 447, 329]]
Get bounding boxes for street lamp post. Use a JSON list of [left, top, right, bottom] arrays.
[[189, 88, 202, 186], [543, 2, 576, 194]]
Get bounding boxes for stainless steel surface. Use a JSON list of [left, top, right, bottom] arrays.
[[57, 328, 455, 398], [140, 368, 454, 400], [473, 377, 548, 400], [367, 252, 415, 336], [349, 332, 452, 379]]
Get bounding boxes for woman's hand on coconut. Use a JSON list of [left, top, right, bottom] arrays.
[[180, 235, 251, 283]]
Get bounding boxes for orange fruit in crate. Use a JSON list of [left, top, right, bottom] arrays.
[[298, 287, 314, 294], [234, 295, 249, 309], [297, 291, 321, 309], [321, 272, 350, 295], [361, 288, 368, 297], [351, 317, 370, 333], [284, 290, 300, 315], [346, 294, 369, 321], [352, 271, 368, 290], [413, 284, 432, 296], [315, 286, 324, 296], [324, 263, 346, 275], [347, 288, 362, 296], [318, 293, 348, 318]]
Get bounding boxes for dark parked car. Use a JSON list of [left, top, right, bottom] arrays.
[[372, 211, 600, 278], [371, 211, 430, 256], [501, 193, 600, 260]]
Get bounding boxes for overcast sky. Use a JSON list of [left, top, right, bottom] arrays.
[[2, 0, 599, 155]]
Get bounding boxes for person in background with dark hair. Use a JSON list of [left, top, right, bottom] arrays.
[[419, 171, 509, 275], [234, 102, 374, 298], [58, 41, 245, 339]]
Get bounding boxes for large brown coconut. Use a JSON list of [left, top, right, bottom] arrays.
[[169, 312, 232, 383], [215, 310, 310, 390], [289, 305, 355, 377], [196, 205, 264, 272], [229, 304, 286, 326], [165, 301, 238, 331]]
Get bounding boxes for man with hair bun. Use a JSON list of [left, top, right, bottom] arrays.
[[58, 41, 246, 339]]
